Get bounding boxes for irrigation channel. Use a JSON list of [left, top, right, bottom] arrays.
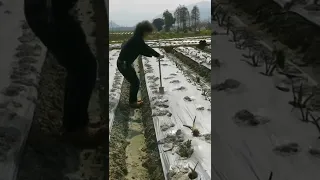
[[109, 39, 212, 179], [211, 0, 320, 179]]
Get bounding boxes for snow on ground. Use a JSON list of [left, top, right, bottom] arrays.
[[146, 36, 211, 42], [108, 49, 124, 138], [211, 19, 320, 180], [109, 38, 211, 49], [174, 47, 211, 69], [142, 49, 211, 180], [148, 39, 211, 47], [110, 32, 133, 35]]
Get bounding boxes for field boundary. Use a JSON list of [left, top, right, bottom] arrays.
[[138, 56, 165, 180]]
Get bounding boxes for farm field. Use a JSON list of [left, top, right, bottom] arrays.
[[211, 1, 320, 180], [108, 36, 212, 179], [109, 37, 211, 49], [109, 30, 211, 43]]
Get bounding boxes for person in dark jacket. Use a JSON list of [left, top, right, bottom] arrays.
[[24, 0, 107, 147], [117, 21, 164, 108]]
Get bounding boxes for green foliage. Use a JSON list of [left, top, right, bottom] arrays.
[[163, 10, 175, 32], [152, 18, 165, 31]]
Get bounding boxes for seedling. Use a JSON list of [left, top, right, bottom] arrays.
[[213, 4, 228, 27], [226, 16, 231, 35], [177, 140, 194, 158], [261, 49, 286, 76], [188, 162, 199, 179], [241, 52, 261, 67], [289, 82, 315, 113], [183, 116, 200, 137], [220, 12, 228, 26], [196, 76, 200, 83], [230, 28, 239, 43], [268, 171, 273, 180], [230, 27, 246, 43], [306, 111, 320, 137]]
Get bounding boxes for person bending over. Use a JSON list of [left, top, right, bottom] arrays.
[[117, 20, 164, 108]]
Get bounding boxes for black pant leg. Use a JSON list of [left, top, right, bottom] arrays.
[[24, 2, 97, 132], [117, 61, 140, 103]]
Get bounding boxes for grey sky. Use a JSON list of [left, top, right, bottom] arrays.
[[109, 0, 205, 26]]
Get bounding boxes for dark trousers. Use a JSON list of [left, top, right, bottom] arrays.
[[24, 1, 96, 132], [117, 60, 140, 103]]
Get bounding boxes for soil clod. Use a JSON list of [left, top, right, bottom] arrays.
[[273, 142, 301, 156], [212, 78, 241, 91], [233, 109, 270, 126]]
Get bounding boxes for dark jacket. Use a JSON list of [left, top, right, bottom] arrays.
[[118, 35, 160, 65]]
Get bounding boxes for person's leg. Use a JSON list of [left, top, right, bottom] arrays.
[[117, 61, 140, 105], [25, 7, 95, 129], [24, 1, 106, 146], [127, 66, 140, 104]]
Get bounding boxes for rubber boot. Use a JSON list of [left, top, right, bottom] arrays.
[[129, 101, 143, 108]]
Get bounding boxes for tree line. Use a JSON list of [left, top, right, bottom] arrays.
[[152, 5, 205, 33]]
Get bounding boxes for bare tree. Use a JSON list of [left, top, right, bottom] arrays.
[[180, 6, 189, 32], [190, 5, 200, 31], [174, 5, 182, 31], [174, 5, 189, 32]]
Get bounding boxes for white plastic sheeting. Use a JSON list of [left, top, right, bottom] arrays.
[[174, 47, 211, 70], [211, 16, 320, 180], [142, 49, 211, 180], [108, 49, 124, 138]]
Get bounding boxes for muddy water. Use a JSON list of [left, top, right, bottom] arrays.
[[124, 64, 149, 180]]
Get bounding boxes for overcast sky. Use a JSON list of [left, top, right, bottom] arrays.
[[109, 0, 206, 26]]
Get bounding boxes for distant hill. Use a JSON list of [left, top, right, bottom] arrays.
[[154, 1, 211, 21], [109, 21, 135, 31], [109, 21, 121, 28]]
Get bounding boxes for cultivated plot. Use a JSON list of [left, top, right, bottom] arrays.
[[174, 47, 211, 69], [109, 38, 211, 49], [108, 36, 212, 179], [142, 48, 211, 179], [211, 2, 320, 180]]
